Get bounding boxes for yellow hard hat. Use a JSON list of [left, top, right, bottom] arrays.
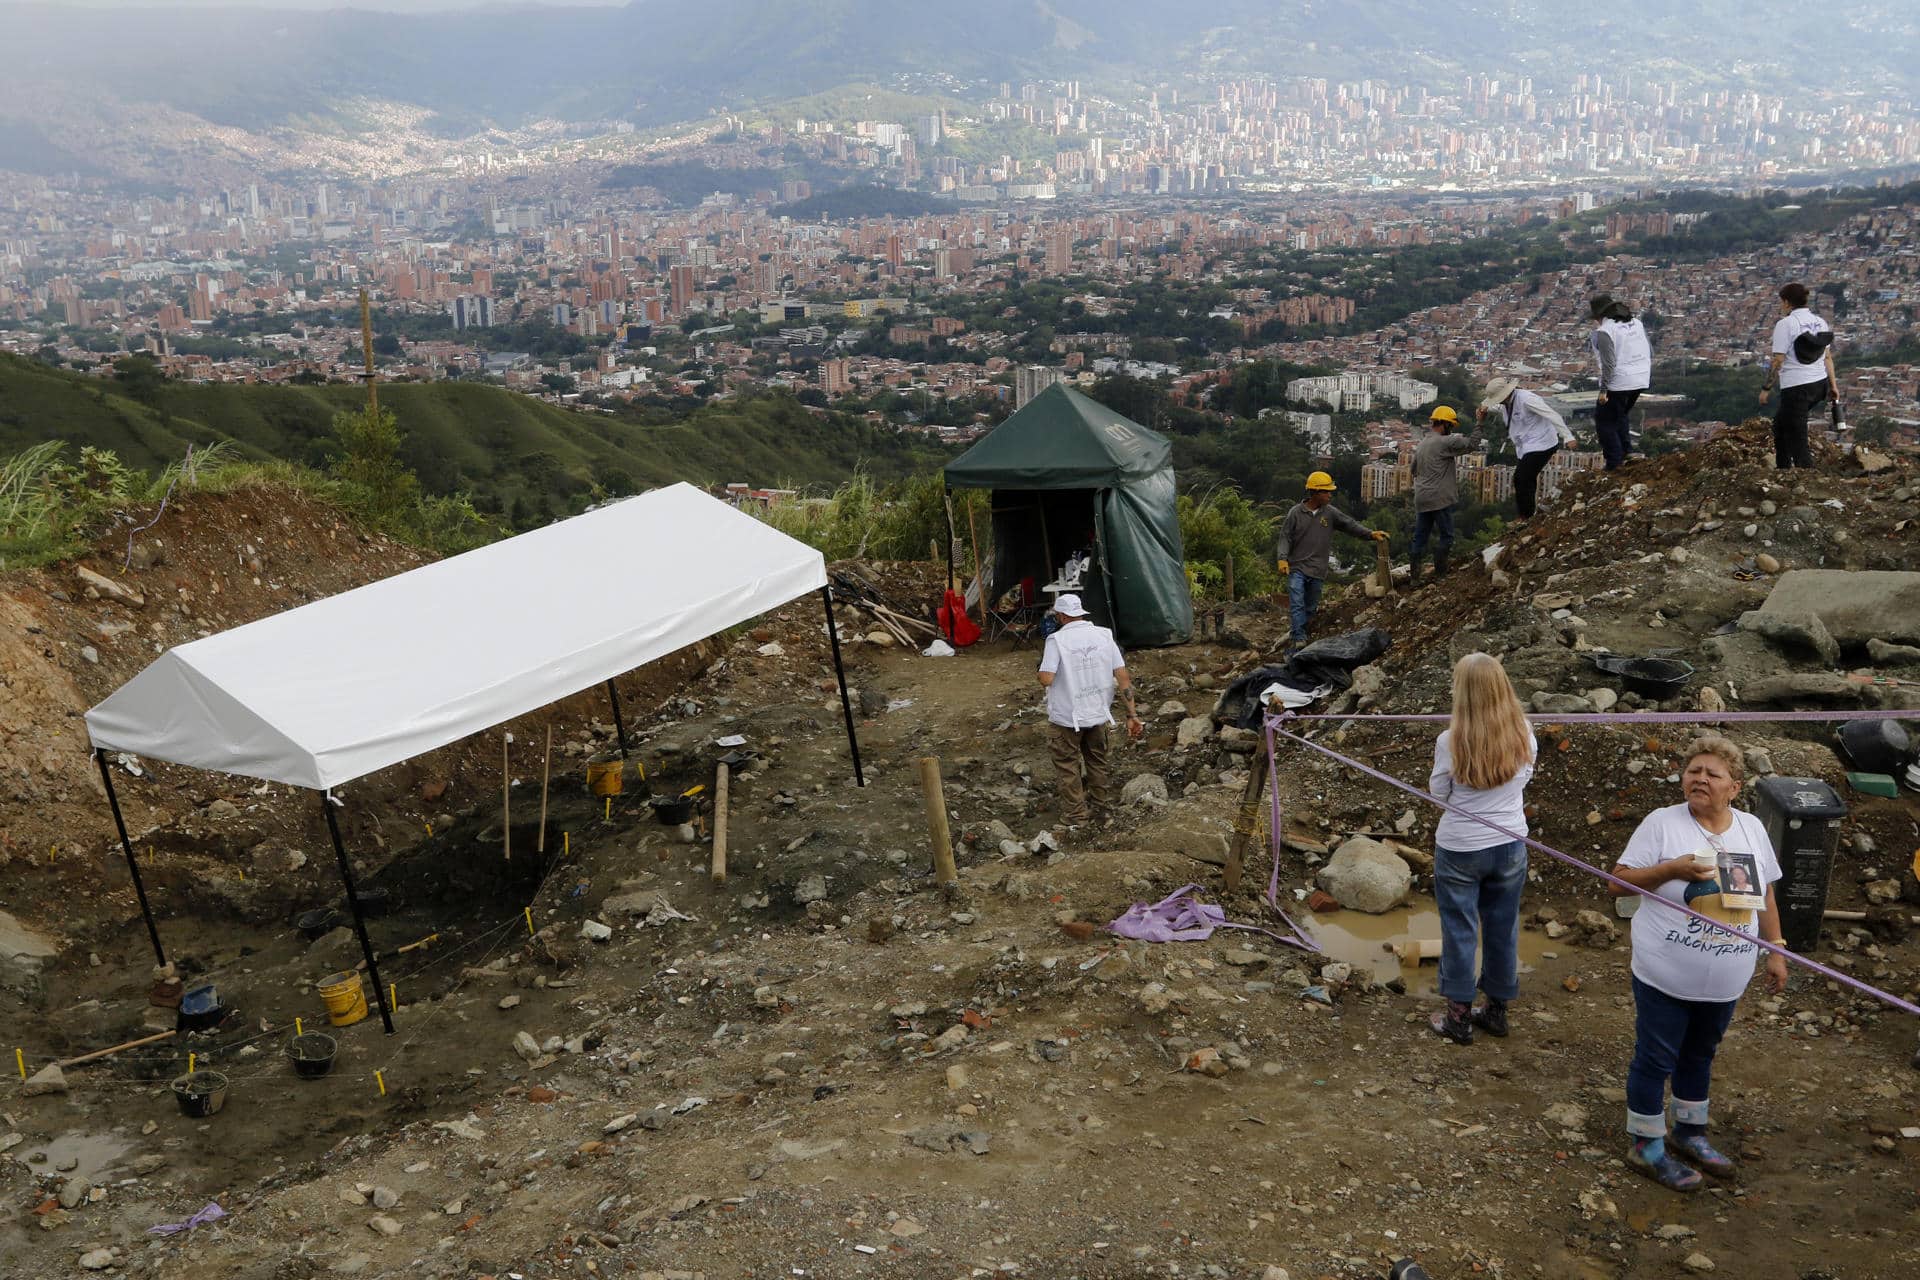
[[1305, 471, 1337, 492], [1429, 405, 1458, 425]]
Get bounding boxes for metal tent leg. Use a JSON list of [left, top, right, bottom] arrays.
[[94, 748, 165, 967], [821, 585, 865, 788], [321, 791, 396, 1035], [605, 678, 630, 759]]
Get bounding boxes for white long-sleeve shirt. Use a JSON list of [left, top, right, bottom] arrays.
[[1489, 389, 1574, 457], [1430, 729, 1537, 852]]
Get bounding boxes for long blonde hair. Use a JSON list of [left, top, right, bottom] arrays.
[[1449, 653, 1532, 791]]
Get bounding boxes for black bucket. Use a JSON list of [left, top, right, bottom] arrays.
[[285, 1032, 338, 1079], [178, 984, 222, 1032], [650, 796, 696, 825], [345, 887, 392, 919], [296, 908, 342, 940], [1618, 657, 1693, 699], [171, 1071, 229, 1118]]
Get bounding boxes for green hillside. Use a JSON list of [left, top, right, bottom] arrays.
[[0, 354, 949, 517]]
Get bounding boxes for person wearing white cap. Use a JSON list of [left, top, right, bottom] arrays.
[[1037, 593, 1140, 826], [1477, 378, 1576, 522]]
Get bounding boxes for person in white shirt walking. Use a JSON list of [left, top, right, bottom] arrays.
[[1037, 594, 1140, 825], [1758, 282, 1838, 470], [1588, 295, 1652, 471], [1427, 653, 1537, 1046], [1478, 377, 1577, 522]]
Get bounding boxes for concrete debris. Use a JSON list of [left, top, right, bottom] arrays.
[[22, 1064, 68, 1096], [1737, 609, 1840, 666], [1759, 570, 1920, 646]]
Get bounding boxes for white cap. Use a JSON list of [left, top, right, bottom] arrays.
[[1054, 593, 1089, 618]]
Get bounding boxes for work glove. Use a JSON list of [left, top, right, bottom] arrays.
[[1371, 530, 1389, 542], [1276, 559, 1288, 576]]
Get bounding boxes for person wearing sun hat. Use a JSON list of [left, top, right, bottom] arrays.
[[1477, 377, 1575, 522], [1037, 593, 1139, 826], [1588, 294, 1652, 471]]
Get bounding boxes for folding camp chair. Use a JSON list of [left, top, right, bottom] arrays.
[[984, 578, 1047, 646]]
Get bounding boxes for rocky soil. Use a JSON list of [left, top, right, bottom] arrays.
[[3, 431, 1918, 1280]]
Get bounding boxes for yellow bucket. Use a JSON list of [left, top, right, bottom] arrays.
[[318, 970, 368, 1028], [586, 759, 623, 797]]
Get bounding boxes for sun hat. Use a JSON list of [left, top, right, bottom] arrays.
[[1480, 378, 1519, 410]]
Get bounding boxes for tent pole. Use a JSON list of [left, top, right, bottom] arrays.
[[942, 485, 956, 642], [321, 792, 396, 1035], [605, 679, 630, 760], [93, 749, 165, 968], [821, 586, 865, 788]]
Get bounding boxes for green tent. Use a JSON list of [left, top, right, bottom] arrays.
[[945, 384, 1192, 647]]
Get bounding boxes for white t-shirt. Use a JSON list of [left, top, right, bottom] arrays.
[[1430, 728, 1536, 852], [1039, 620, 1125, 730], [1771, 307, 1832, 390], [1618, 803, 1781, 1003]]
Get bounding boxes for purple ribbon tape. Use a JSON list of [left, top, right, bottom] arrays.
[[149, 1202, 226, 1235]]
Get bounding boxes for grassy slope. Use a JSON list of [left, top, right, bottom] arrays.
[[0, 355, 947, 505]]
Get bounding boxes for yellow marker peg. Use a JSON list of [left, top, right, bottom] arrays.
[[604, 796, 611, 822], [375, 1070, 386, 1097], [388, 983, 397, 1011], [49, 845, 55, 864], [238, 868, 246, 881], [524, 906, 534, 936], [14, 1048, 23, 1081], [295, 1017, 303, 1037], [425, 821, 433, 836], [563, 831, 570, 857], [188, 1052, 196, 1074]]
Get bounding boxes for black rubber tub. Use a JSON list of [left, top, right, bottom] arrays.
[[286, 1032, 338, 1079]]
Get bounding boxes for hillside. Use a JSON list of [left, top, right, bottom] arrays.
[[0, 354, 949, 514]]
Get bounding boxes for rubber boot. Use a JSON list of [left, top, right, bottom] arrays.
[[1433, 547, 1450, 579], [1409, 557, 1424, 588]]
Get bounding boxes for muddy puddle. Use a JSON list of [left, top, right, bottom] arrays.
[[1303, 906, 1553, 993], [18, 1131, 136, 1181]]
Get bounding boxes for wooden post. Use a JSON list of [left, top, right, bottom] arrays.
[[711, 762, 730, 885], [918, 757, 958, 887], [1224, 734, 1271, 894], [1224, 549, 1235, 603], [1374, 536, 1392, 593], [502, 733, 512, 862], [537, 723, 552, 854]]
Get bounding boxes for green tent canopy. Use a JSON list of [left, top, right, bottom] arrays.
[[946, 384, 1192, 647]]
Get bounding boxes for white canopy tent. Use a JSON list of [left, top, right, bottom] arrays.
[[85, 482, 864, 1032]]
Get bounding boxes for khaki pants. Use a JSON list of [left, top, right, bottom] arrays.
[[1048, 722, 1111, 821]]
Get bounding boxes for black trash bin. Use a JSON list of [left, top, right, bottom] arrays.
[[1751, 776, 1849, 953]]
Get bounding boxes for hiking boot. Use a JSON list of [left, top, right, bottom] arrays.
[[1409, 559, 1425, 588], [1672, 1132, 1736, 1179], [1469, 999, 1509, 1038], [1429, 1001, 1473, 1045], [1626, 1143, 1702, 1192]]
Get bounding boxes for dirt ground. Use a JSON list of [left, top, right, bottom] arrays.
[[4, 435, 1920, 1280]]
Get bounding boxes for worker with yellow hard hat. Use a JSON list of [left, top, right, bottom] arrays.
[[1410, 403, 1479, 586], [1274, 469, 1389, 650]]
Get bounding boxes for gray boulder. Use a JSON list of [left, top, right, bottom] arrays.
[[1760, 570, 1920, 646], [1120, 774, 1170, 807], [1314, 837, 1412, 914], [1737, 609, 1839, 666], [1530, 691, 1596, 715]]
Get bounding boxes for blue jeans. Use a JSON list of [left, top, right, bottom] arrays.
[[1594, 389, 1639, 469], [1626, 976, 1736, 1137], [1411, 506, 1454, 560], [1433, 839, 1527, 1004], [1287, 570, 1324, 645]]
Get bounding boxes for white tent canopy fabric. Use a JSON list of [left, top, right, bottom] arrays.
[[86, 483, 827, 790]]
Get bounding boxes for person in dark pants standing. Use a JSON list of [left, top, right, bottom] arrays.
[[1409, 404, 1478, 586], [1477, 378, 1575, 523], [1758, 282, 1837, 469], [1273, 471, 1389, 650], [1588, 295, 1651, 470]]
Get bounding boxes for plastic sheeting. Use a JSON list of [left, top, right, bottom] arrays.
[[85, 484, 827, 790], [1096, 469, 1192, 648]]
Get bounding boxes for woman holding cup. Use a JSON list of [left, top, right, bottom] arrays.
[[1610, 735, 1789, 1191]]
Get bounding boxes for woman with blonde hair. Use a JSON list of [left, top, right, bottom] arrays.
[[1428, 653, 1537, 1045]]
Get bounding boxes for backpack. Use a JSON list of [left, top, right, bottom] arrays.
[[1792, 327, 1834, 365]]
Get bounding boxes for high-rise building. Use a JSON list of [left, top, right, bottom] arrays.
[[669, 265, 696, 316], [819, 358, 851, 396], [1016, 365, 1066, 409], [1043, 226, 1072, 275], [450, 294, 495, 330]]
